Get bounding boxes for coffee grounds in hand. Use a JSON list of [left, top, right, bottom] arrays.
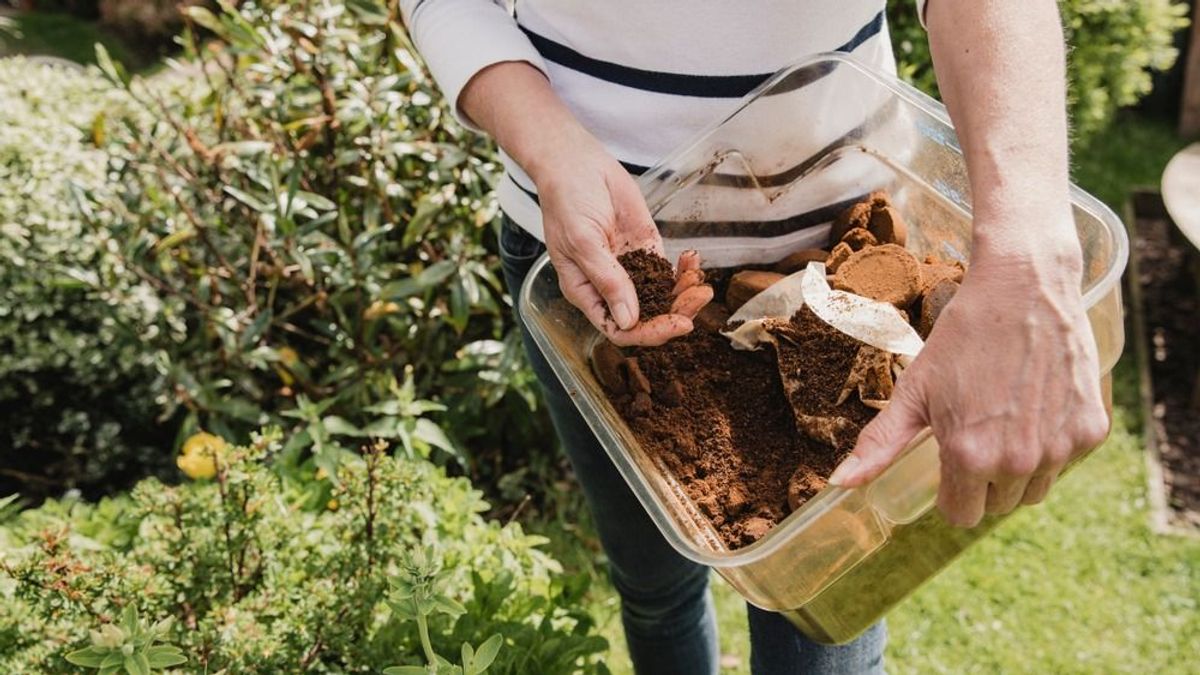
[[618, 249, 676, 319]]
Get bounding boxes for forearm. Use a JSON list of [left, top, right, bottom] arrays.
[[927, 0, 1079, 267], [460, 62, 601, 186]]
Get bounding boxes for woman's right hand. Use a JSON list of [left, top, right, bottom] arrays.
[[535, 128, 711, 347], [457, 61, 710, 345]]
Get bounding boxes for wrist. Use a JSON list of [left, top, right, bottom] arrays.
[[523, 121, 606, 188], [969, 208, 1083, 283]]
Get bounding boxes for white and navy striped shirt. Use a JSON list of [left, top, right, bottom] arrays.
[[400, 1, 928, 240]]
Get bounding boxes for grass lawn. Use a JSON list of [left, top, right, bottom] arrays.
[[0, 11, 136, 67], [533, 113, 1200, 673]]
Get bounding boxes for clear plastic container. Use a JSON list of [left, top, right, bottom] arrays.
[[518, 53, 1127, 644]]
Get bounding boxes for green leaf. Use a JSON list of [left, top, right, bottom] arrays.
[[461, 642, 475, 673], [211, 140, 274, 157], [346, 0, 390, 25], [322, 416, 365, 437], [94, 43, 130, 88], [431, 595, 466, 618], [402, 196, 442, 247], [182, 6, 226, 35], [296, 190, 336, 211], [223, 185, 273, 213], [472, 634, 503, 673], [124, 652, 150, 675], [66, 646, 108, 668], [382, 667, 428, 675], [144, 646, 187, 668], [413, 419, 460, 460], [154, 228, 196, 253], [382, 260, 457, 299]]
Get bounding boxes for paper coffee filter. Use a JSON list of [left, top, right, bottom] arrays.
[[722, 262, 924, 357]]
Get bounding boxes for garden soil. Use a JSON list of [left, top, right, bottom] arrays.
[[1132, 206, 1200, 530]]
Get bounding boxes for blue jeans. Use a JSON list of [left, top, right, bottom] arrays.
[[498, 216, 886, 674]]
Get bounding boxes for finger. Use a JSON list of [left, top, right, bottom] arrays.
[[829, 382, 927, 487], [670, 285, 713, 318], [677, 250, 701, 274], [1020, 472, 1057, 506], [938, 462, 989, 528], [571, 241, 639, 330], [672, 268, 706, 296], [985, 475, 1030, 515], [608, 315, 694, 347], [556, 257, 618, 334]]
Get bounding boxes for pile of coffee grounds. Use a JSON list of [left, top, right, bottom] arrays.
[[603, 323, 831, 549], [618, 249, 676, 318], [771, 308, 878, 443], [594, 192, 966, 549]]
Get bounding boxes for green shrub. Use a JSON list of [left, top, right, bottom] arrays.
[[2, 0, 554, 501], [888, 0, 1190, 136], [0, 58, 175, 500], [0, 430, 607, 673], [82, 0, 549, 477]]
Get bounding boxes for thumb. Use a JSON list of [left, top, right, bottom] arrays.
[[828, 382, 927, 488]]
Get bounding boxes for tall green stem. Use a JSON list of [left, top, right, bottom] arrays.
[[416, 612, 437, 669]]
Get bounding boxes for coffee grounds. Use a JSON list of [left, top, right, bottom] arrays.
[[618, 249, 676, 319], [594, 192, 964, 550], [604, 304, 873, 549]]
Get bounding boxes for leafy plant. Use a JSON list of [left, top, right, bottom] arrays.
[[0, 430, 606, 672], [64, 606, 186, 675], [888, 0, 1190, 137], [80, 0, 549, 476], [384, 547, 503, 675], [0, 57, 174, 501]]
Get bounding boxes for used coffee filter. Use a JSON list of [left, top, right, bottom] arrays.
[[723, 262, 924, 450], [724, 262, 925, 358]]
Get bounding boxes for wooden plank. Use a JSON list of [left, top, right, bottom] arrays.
[[1182, 4, 1200, 136]]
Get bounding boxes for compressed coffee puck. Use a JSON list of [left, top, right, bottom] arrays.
[[726, 270, 785, 311], [773, 248, 830, 274], [832, 243, 923, 308], [590, 340, 628, 394], [840, 227, 879, 251], [868, 205, 908, 246], [918, 278, 959, 338]]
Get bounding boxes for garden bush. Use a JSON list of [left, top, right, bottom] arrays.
[[0, 58, 175, 500], [888, 0, 1190, 136], [79, 0, 550, 479], [0, 430, 608, 673], [2, 0, 554, 501]]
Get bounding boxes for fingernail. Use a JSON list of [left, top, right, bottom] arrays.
[[612, 302, 635, 330], [827, 455, 861, 486]]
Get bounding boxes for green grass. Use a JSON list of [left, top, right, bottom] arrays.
[[531, 113, 1200, 673], [0, 11, 136, 67]]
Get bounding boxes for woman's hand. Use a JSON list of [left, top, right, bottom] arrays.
[[535, 129, 711, 346], [829, 228, 1110, 527], [459, 62, 710, 346]]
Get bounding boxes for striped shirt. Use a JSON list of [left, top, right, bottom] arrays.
[[400, 1, 928, 241]]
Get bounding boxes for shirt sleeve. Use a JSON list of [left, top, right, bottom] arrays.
[[400, 0, 550, 131], [914, 0, 930, 28]]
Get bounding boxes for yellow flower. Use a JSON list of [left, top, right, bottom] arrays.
[[176, 432, 228, 480], [326, 499, 339, 511]]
